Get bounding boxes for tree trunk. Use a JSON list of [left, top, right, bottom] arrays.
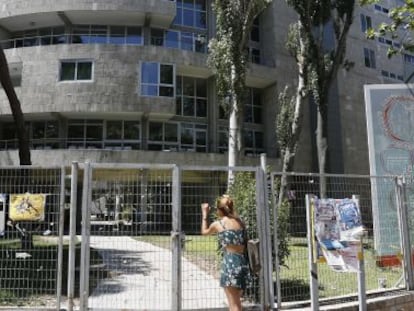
[[316, 107, 328, 198], [0, 46, 31, 165]]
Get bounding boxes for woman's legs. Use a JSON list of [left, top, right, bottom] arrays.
[[224, 286, 243, 311]]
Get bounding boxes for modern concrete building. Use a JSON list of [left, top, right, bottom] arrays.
[[0, 0, 410, 174]]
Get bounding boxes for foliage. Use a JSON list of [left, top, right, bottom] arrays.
[[228, 172, 290, 267], [361, 0, 414, 57], [276, 86, 296, 153]]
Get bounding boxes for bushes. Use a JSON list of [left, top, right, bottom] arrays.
[[228, 172, 290, 267]]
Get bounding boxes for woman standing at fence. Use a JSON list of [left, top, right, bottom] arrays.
[[201, 195, 249, 311]]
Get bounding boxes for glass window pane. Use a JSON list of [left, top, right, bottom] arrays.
[[253, 107, 262, 123], [32, 122, 45, 139], [183, 0, 193, 9], [142, 62, 159, 83], [251, 27, 260, 42], [45, 121, 59, 138], [77, 62, 92, 80], [86, 125, 102, 140], [244, 131, 253, 148], [196, 78, 206, 97], [181, 127, 193, 144], [165, 123, 178, 142], [68, 124, 84, 139], [176, 76, 182, 95], [166, 31, 179, 48], [183, 9, 194, 27], [255, 132, 264, 148], [149, 122, 163, 141], [196, 99, 207, 117], [183, 97, 195, 116], [183, 77, 194, 96], [159, 86, 174, 97], [124, 121, 140, 140], [60, 62, 76, 80], [195, 11, 206, 29], [195, 0, 206, 11], [181, 32, 193, 51], [176, 97, 182, 115], [126, 27, 142, 45], [151, 29, 164, 46], [160, 64, 173, 84], [110, 26, 125, 44], [196, 130, 206, 145], [106, 121, 123, 139]]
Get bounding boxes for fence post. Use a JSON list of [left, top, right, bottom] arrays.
[[270, 173, 282, 309], [305, 194, 319, 311], [352, 195, 367, 311], [395, 176, 414, 290], [80, 162, 92, 311], [258, 154, 275, 309], [56, 166, 66, 311], [67, 162, 78, 311], [171, 165, 182, 311]]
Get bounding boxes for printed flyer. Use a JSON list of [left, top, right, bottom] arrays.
[[9, 193, 46, 221], [313, 198, 364, 273]]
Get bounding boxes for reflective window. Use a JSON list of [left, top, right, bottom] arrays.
[[364, 48, 376, 68], [244, 88, 262, 124], [141, 62, 174, 97], [148, 121, 206, 152], [150, 28, 207, 53], [174, 0, 207, 29], [60, 60, 93, 81], [176, 76, 207, 117]]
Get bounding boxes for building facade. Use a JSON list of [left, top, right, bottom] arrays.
[[0, 0, 410, 174]]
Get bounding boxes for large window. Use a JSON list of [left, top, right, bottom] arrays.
[[141, 62, 175, 97], [148, 121, 207, 152], [363, 48, 376, 69], [176, 76, 207, 117], [60, 60, 93, 81], [72, 25, 142, 45], [31, 121, 59, 149], [218, 126, 264, 155], [360, 14, 372, 33], [174, 0, 207, 29], [67, 120, 103, 148], [244, 88, 262, 124], [151, 29, 207, 53], [105, 120, 141, 150]]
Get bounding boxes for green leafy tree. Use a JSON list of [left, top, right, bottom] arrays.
[[208, 0, 272, 185], [362, 0, 414, 55], [285, 0, 356, 197]]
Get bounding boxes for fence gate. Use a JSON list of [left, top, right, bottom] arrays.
[[73, 163, 269, 311]]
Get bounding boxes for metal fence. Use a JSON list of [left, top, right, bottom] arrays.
[[0, 166, 65, 309], [1, 163, 414, 311], [270, 172, 410, 309]]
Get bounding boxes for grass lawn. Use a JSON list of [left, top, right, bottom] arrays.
[[0, 235, 105, 306]]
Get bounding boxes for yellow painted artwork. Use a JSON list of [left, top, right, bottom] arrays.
[[9, 193, 46, 221]]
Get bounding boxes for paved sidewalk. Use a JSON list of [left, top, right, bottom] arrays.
[[81, 236, 227, 310]]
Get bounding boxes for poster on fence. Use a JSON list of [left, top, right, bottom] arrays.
[[313, 198, 364, 272], [0, 194, 5, 235], [9, 193, 46, 221], [365, 84, 414, 264]]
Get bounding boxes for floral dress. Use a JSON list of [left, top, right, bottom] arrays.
[[217, 221, 250, 290]]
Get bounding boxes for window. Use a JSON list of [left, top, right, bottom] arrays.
[[141, 62, 174, 97], [105, 120, 141, 150], [250, 18, 260, 42], [363, 48, 376, 68], [250, 48, 261, 64], [31, 121, 59, 149], [244, 129, 264, 155], [67, 120, 103, 148], [244, 88, 262, 124], [148, 121, 207, 152], [174, 0, 207, 29], [404, 54, 414, 65], [360, 14, 372, 32], [150, 29, 207, 53], [176, 76, 207, 117], [60, 60, 93, 81]]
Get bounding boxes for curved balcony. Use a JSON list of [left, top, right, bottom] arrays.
[[0, 0, 176, 31]]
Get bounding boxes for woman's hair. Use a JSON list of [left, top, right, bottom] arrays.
[[217, 195, 245, 228]]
